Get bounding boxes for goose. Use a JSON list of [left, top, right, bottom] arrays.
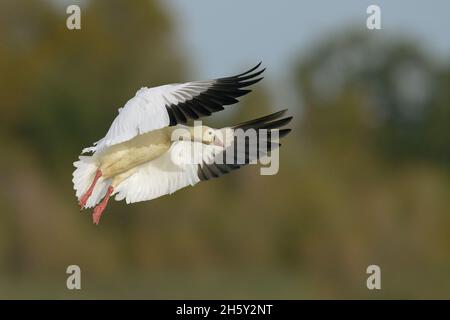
[[72, 63, 292, 224]]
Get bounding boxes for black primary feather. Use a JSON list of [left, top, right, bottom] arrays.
[[197, 110, 293, 181]]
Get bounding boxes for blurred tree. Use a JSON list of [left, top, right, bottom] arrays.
[[296, 31, 450, 166], [0, 0, 184, 174], [289, 30, 450, 298], [0, 0, 187, 286]]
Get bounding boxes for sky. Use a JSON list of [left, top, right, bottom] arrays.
[[162, 0, 450, 107]]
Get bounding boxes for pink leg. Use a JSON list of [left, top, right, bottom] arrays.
[[92, 186, 114, 225], [79, 169, 102, 209]]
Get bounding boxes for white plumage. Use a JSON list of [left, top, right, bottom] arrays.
[[72, 63, 292, 224], [114, 141, 219, 204]]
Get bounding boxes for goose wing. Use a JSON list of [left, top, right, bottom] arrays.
[[113, 141, 220, 203], [113, 111, 292, 204], [196, 110, 292, 181], [85, 63, 265, 154]]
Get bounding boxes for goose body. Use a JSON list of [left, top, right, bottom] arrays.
[[72, 63, 292, 224], [98, 127, 173, 178]]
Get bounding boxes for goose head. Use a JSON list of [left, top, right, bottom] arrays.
[[201, 126, 215, 144], [172, 125, 222, 146]]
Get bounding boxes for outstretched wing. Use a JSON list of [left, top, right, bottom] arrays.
[[113, 110, 292, 204], [86, 63, 265, 154], [113, 141, 220, 204], [196, 110, 292, 181]]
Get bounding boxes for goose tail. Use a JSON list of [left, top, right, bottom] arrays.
[[72, 155, 111, 208]]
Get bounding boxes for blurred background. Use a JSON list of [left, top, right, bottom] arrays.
[[1, 0, 450, 299]]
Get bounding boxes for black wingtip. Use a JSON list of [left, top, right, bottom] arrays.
[[250, 61, 262, 72], [278, 128, 292, 138], [257, 116, 293, 130], [233, 109, 290, 129], [222, 62, 264, 80], [278, 116, 293, 126], [237, 77, 264, 88], [269, 109, 288, 117]]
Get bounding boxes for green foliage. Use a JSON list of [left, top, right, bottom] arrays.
[[0, 0, 183, 171], [296, 31, 450, 166]]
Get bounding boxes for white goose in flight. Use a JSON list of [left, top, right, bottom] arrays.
[[73, 63, 292, 224]]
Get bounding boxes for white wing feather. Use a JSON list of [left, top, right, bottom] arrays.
[[80, 63, 265, 155], [89, 82, 213, 153], [113, 141, 221, 204]]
